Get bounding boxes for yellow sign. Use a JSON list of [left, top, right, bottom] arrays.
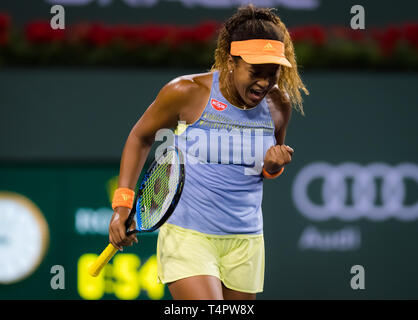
[[77, 253, 165, 300]]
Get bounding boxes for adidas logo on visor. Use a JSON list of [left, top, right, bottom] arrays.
[[263, 42, 275, 52]]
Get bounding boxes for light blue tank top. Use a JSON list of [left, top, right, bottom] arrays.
[[167, 70, 276, 235]]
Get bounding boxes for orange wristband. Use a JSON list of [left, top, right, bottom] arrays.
[[262, 166, 284, 179], [112, 187, 135, 210]]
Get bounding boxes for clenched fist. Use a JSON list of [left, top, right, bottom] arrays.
[[263, 144, 294, 175]]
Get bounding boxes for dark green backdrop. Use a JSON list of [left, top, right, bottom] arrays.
[[1, 69, 417, 299], [1, 0, 418, 27]]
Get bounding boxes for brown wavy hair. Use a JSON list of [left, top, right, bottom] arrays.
[[211, 4, 309, 115]]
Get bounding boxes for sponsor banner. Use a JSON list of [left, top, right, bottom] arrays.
[[293, 162, 418, 222], [291, 162, 418, 252]]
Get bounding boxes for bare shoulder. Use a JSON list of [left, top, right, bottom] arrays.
[[160, 72, 212, 102], [158, 72, 212, 123], [177, 72, 213, 91], [266, 85, 292, 132]]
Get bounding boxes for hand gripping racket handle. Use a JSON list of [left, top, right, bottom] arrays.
[[88, 210, 137, 277], [88, 243, 118, 277]]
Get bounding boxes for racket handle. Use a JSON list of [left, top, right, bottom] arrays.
[[88, 243, 118, 277]]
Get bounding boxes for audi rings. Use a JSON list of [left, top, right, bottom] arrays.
[[292, 162, 418, 221]]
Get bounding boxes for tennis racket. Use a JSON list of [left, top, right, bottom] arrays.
[[88, 146, 185, 277]]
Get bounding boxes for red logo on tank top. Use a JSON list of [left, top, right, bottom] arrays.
[[211, 99, 227, 111]]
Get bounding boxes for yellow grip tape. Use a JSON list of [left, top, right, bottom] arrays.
[[88, 243, 118, 277]]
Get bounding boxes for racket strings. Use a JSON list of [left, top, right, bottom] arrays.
[[139, 151, 179, 230]]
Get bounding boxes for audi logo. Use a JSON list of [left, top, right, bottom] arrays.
[[292, 162, 418, 221]]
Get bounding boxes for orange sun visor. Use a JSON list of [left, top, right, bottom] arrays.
[[230, 39, 292, 67]]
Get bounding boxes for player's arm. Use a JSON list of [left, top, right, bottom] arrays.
[[109, 77, 202, 250], [264, 87, 294, 175], [273, 89, 292, 145]]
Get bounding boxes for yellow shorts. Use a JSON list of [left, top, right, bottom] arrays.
[[156, 223, 265, 294]]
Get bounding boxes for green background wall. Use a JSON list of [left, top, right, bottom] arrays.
[[1, 70, 417, 299]]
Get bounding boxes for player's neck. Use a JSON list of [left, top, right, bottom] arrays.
[[219, 78, 249, 110]]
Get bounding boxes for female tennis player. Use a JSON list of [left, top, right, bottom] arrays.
[[108, 4, 308, 300]]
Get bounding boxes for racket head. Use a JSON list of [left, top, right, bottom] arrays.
[[127, 146, 185, 234]]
